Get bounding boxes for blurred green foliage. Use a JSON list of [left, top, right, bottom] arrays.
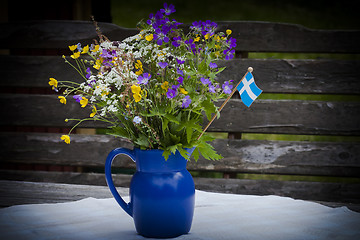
[[111, 0, 359, 29]]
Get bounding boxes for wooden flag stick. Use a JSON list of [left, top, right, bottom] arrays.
[[197, 67, 253, 141]]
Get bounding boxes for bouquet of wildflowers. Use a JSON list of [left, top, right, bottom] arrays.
[[49, 3, 237, 160]]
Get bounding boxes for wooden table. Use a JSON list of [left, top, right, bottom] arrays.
[[1, 180, 360, 240]]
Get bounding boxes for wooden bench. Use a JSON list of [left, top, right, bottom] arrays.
[[1, 20, 360, 209]]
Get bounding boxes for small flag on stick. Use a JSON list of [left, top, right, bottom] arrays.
[[237, 71, 262, 107], [197, 67, 262, 140]]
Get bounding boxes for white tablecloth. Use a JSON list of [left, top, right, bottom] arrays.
[[1, 190, 359, 240]]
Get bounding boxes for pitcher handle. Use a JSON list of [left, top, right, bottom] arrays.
[[105, 147, 135, 217]]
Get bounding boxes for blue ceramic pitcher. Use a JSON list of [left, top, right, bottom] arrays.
[[105, 148, 195, 238]]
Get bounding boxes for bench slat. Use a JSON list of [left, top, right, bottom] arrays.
[[1, 133, 359, 177], [1, 21, 360, 53], [2, 94, 359, 135], [2, 56, 360, 94]]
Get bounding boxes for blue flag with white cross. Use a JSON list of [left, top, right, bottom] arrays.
[[237, 72, 262, 107]]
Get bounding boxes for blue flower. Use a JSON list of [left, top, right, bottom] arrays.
[[200, 77, 210, 85], [222, 80, 233, 94], [177, 76, 184, 84], [182, 95, 191, 108], [223, 49, 235, 60], [133, 116, 142, 124], [73, 95, 82, 103], [208, 83, 216, 93], [160, 3, 176, 15], [172, 36, 181, 47], [209, 62, 217, 68], [158, 62, 168, 68], [137, 72, 151, 85], [85, 67, 92, 79], [176, 58, 185, 65], [227, 37, 237, 48], [166, 86, 178, 99]]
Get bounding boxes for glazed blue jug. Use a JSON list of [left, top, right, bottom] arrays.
[[105, 148, 195, 238]]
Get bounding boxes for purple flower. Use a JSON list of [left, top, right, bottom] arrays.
[[208, 83, 216, 93], [158, 62, 168, 68], [224, 49, 235, 60], [153, 26, 170, 46], [172, 36, 181, 47], [182, 95, 192, 108], [166, 86, 178, 99], [85, 67, 92, 79], [147, 13, 155, 25], [176, 58, 185, 65], [227, 37, 237, 48], [185, 39, 196, 53], [222, 80, 233, 94], [200, 77, 210, 85], [209, 62, 217, 68], [177, 76, 184, 84], [137, 72, 151, 85], [190, 21, 203, 33], [177, 68, 184, 76], [160, 3, 176, 15], [73, 95, 82, 103]]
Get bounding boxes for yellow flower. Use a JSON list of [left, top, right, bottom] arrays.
[[135, 60, 142, 69], [92, 45, 100, 52], [81, 45, 89, 54], [204, 33, 210, 40], [69, 45, 77, 51], [194, 36, 200, 42], [131, 84, 141, 94], [135, 69, 143, 75], [131, 85, 142, 102], [145, 34, 153, 41], [58, 96, 66, 104], [70, 52, 80, 59], [48, 78, 58, 89], [80, 97, 88, 108], [61, 135, 70, 144], [161, 81, 169, 91], [226, 29, 232, 35], [93, 59, 102, 70], [179, 87, 188, 94], [90, 106, 97, 117], [133, 93, 142, 102]]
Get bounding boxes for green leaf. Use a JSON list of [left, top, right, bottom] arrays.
[[164, 113, 179, 124], [201, 98, 217, 121], [198, 59, 208, 74], [134, 134, 150, 149], [108, 126, 130, 139]]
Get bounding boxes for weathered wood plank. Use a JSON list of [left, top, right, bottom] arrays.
[[193, 177, 360, 204], [216, 21, 360, 53], [2, 56, 360, 95], [210, 99, 360, 135], [1, 133, 359, 177], [0, 170, 132, 188], [0, 180, 128, 207], [2, 94, 359, 135], [1, 21, 360, 53], [0, 133, 134, 167], [217, 59, 360, 94]]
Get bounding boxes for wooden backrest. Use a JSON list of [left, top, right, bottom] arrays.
[[1, 20, 359, 203]]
